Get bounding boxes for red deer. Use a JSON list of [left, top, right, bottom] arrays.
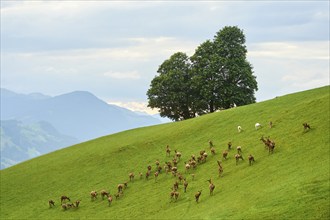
[[172, 158, 178, 167], [154, 171, 159, 182], [166, 145, 171, 157], [174, 191, 179, 201], [60, 195, 70, 204], [157, 165, 162, 173], [268, 141, 275, 155], [303, 123, 311, 131], [222, 150, 228, 160], [48, 200, 55, 207], [90, 191, 98, 200], [235, 154, 244, 165], [184, 162, 191, 173], [129, 172, 134, 182], [100, 190, 109, 200], [61, 204, 68, 210], [228, 142, 232, 150], [183, 178, 188, 193], [217, 160, 223, 177], [189, 160, 197, 169], [174, 150, 182, 161], [195, 190, 202, 202], [74, 200, 80, 208], [115, 192, 121, 200], [248, 154, 255, 166], [108, 195, 113, 206], [170, 190, 179, 201], [210, 147, 216, 155], [118, 184, 125, 193], [260, 136, 269, 149], [207, 179, 215, 195], [173, 181, 179, 191], [146, 170, 151, 180], [260, 136, 275, 154]]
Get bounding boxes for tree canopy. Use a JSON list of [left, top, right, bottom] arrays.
[[147, 26, 258, 121]]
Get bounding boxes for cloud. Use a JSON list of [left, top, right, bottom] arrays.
[[1, 1, 329, 108], [103, 71, 141, 80], [248, 41, 329, 60], [106, 100, 159, 115], [248, 41, 329, 102]]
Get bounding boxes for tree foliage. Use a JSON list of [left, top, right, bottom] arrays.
[[147, 52, 196, 121], [147, 26, 258, 121]]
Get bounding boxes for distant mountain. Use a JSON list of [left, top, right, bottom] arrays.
[[0, 88, 164, 168], [134, 110, 172, 123], [1, 88, 162, 141], [0, 120, 78, 169], [151, 113, 172, 123]]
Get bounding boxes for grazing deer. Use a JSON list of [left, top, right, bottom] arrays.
[[235, 154, 244, 165], [60, 195, 70, 204], [303, 123, 311, 131], [217, 160, 223, 177], [207, 179, 215, 195], [248, 154, 255, 166], [166, 145, 171, 157], [222, 150, 228, 160], [195, 190, 202, 202], [48, 200, 55, 207]]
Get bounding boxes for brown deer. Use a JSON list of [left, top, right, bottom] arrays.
[[166, 145, 171, 157], [195, 190, 202, 202], [60, 195, 70, 204], [48, 200, 55, 207], [183, 178, 188, 193], [303, 123, 311, 131], [248, 154, 255, 166], [235, 154, 244, 165], [207, 179, 215, 195], [222, 150, 228, 160], [217, 160, 223, 177]]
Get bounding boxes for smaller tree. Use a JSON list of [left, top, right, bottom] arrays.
[[147, 52, 196, 121]]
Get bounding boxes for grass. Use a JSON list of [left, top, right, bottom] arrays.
[[1, 86, 329, 220]]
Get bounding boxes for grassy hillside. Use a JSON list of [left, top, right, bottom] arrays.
[[1, 86, 329, 220]]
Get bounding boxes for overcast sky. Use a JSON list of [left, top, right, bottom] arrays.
[[1, 1, 329, 114]]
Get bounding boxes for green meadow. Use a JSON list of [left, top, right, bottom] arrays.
[[1, 86, 329, 219]]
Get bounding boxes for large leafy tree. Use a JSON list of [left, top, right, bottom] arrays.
[[190, 39, 220, 113], [147, 26, 258, 120], [147, 52, 196, 121], [212, 26, 258, 109], [191, 26, 258, 112]]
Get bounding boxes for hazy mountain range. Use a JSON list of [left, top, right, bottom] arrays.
[[0, 88, 168, 169]]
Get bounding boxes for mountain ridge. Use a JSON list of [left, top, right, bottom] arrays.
[[0, 88, 164, 168]]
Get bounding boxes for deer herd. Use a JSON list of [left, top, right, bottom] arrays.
[[49, 122, 311, 211]]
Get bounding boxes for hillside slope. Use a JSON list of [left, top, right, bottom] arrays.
[[1, 86, 329, 219]]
